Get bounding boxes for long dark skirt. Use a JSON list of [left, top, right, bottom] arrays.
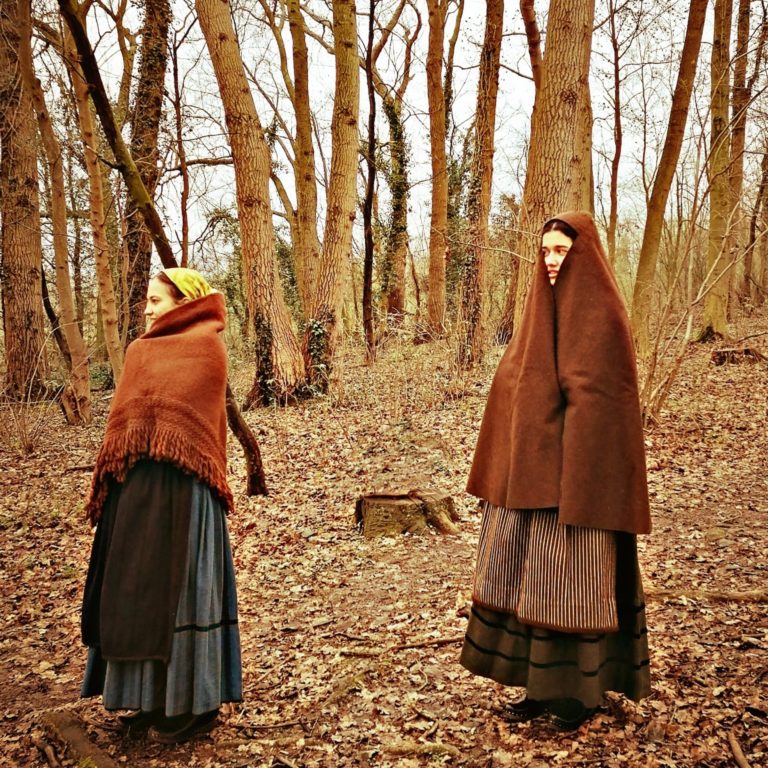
[[460, 505, 650, 708], [81, 463, 242, 716]]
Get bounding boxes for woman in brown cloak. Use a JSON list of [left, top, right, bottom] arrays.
[[460, 211, 651, 730]]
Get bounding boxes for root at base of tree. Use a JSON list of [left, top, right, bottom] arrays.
[[727, 729, 752, 768]]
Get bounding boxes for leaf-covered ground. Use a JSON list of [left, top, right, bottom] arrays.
[[1, 315, 766, 767]]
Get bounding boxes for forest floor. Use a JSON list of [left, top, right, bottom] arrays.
[[1, 311, 767, 768]]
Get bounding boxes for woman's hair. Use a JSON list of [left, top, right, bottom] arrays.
[[155, 271, 186, 302], [542, 218, 578, 241]]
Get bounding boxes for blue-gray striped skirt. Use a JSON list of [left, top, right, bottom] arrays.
[[81, 481, 242, 716]]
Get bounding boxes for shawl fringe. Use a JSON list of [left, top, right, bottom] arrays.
[[85, 293, 232, 524]]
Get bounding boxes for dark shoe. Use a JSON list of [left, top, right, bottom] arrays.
[[505, 696, 547, 723], [548, 699, 597, 731], [147, 710, 218, 745], [118, 709, 164, 731]]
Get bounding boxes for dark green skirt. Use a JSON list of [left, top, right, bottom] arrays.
[[461, 505, 650, 707], [460, 602, 650, 708]]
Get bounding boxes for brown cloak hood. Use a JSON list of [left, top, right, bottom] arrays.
[[85, 292, 233, 524], [466, 211, 651, 534]]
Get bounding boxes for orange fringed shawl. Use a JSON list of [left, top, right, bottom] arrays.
[[85, 293, 233, 524]]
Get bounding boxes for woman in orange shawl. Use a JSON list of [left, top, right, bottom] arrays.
[[80, 269, 242, 744], [461, 212, 651, 730]]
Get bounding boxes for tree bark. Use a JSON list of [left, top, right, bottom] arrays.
[[502, 0, 595, 339], [520, 0, 542, 89], [303, 0, 360, 392], [629, 0, 708, 354], [457, 0, 504, 368], [699, 0, 734, 341], [58, 0, 176, 270], [124, 0, 172, 343], [287, 0, 322, 314], [606, 1, 622, 265], [729, 2, 767, 304], [0, 0, 47, 399], [747, 143, 768, 306], [18, 0, 91, 422], [424, 0, 449, 337], [362, 0, 377, 358], [63, 24, 125, 382], [374, 11, 419, 323], [196, 0, 306, 406]]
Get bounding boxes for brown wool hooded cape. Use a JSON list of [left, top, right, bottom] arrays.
[[466, 211, 650, 534], [85, 292, 233, 525]]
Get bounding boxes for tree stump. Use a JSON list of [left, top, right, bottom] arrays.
[[711, 347, 766, 365], [355, 489, 459, 538]]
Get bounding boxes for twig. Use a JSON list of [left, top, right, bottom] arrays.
[[388, 635, 465, 652], [273, 756, 300, 768], [646, 587, 767, 603], [341, 635, 464, 658], [32, 735, 61, 768], [732, 331, 768, 344], [728, 729, 752, 768], [249, 719, 305, 731]]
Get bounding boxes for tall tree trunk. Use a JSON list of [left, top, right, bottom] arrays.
[[424, 0, 449, 336], [606, 0, 622, 265], [171, 26, 190, 266], [63, 26, 125, 382], [699, 0, 734, 341], [362, 0, 376, 358], [499, 0, 595, 342], [373, 13, 419, 324], [496, 0, 541, 342], [427, 0, 448, 338], [124, 0, 172, 342], [747, 143, 768, 306], [287, 0, 322, 314], [457, 0, 503, 368], [18, 0, 91, 422], [729, 2, 767, 304], [0, 0, 47, 399], [630, 0, 708, 354], [303, 0, 359, 392], [196, 0, 305, 405]]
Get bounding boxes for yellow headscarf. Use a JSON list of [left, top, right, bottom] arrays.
[[162, 268, 213, 300]]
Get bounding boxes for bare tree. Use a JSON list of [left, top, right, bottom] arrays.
[[302, 0, 360, 392], [498, 0, 596, 341], [423, 0, 450, 337], [62, 21, 125, 381], [629, 0, 708, 354], [456, 0, 504, 368], [123, 0, 172, 342], [18, 0, 91, 421], [698, 0, 733, 340], [0, 0, 47, 398], [729, 0, 768, 304], [195, 0, 306, 406], [372, 3, 420, 323], [362, 0, 377, 357]]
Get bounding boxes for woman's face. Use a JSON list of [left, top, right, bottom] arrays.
[[145, 277, 186, 329], [541, 230, 573, 285]]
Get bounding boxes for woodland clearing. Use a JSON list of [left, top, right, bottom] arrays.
[[0, 314, 766, 768]]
